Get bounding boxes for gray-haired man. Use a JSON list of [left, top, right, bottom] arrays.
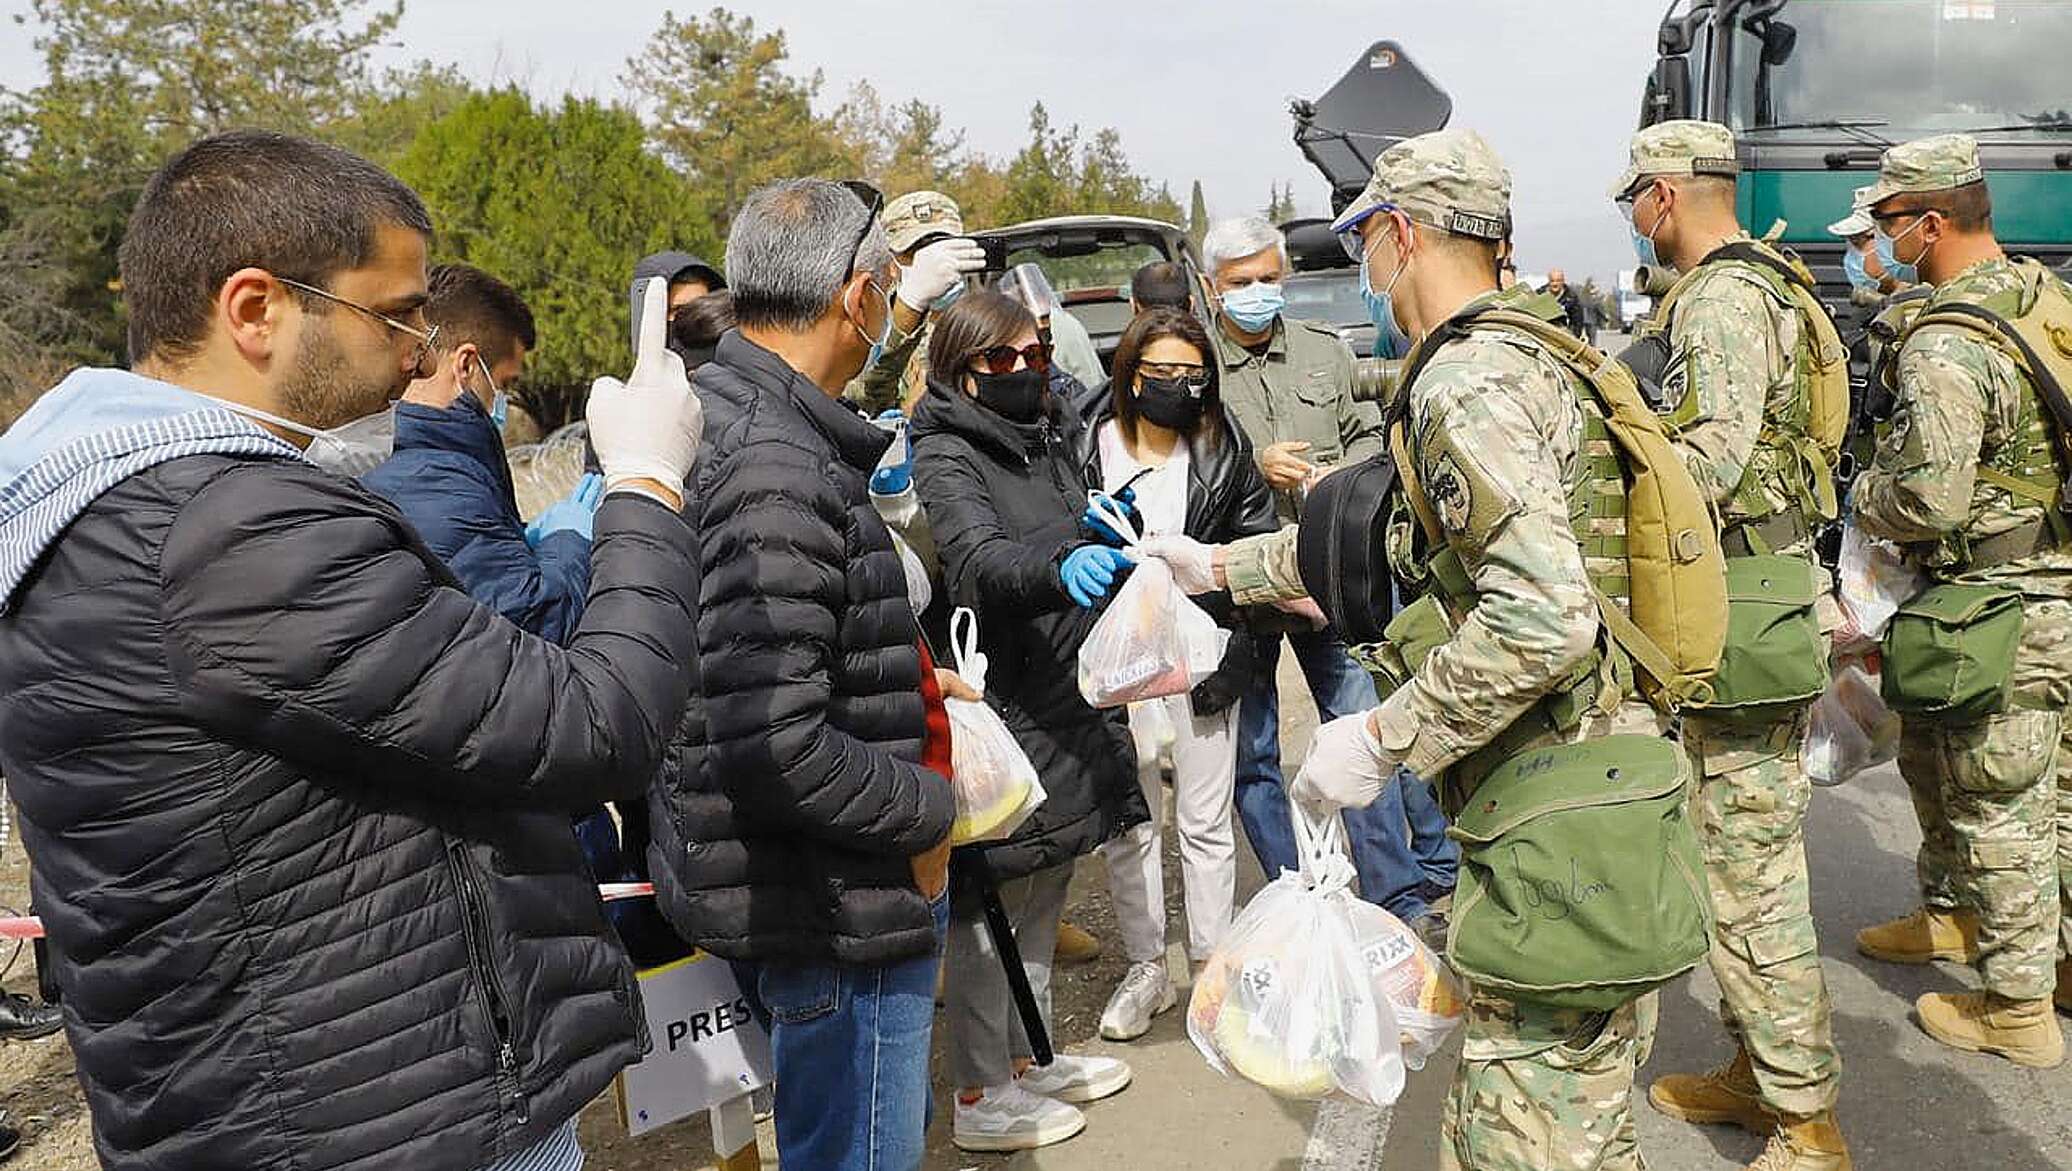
[[643, 178, 961, 1171]]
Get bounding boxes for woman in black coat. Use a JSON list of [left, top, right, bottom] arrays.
[[910, 291, 1146, 1152], [1070, 308, 1279, 1043]]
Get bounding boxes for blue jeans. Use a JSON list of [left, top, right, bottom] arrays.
[[734, 893, 950, 1171], [1235, 630, 1459, 922]]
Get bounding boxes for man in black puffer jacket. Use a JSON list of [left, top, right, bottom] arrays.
[[0, 132, 705, 1171], [644, 178, 957, 1171]]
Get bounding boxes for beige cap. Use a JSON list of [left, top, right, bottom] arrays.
[[881, 190, 965, 253], [1330, 128, 1511, 242], [1609, 119, 1740, 199], [1827, 186, 1876, 237], [1863, 134, 1985, 207]]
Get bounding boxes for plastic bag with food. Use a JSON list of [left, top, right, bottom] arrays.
[[945, 609, 1046, 845], [1076, 495, 1226, 708], [1341, 898, 1465, 1069], [1188, 805, 1407, 1107], [1835, 521, 1925, 646], [1803, 662, 1902, 787]]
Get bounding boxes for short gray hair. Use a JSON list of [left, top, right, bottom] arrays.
[[726, 179, 895, 332], [1202, 216, 1287, 274]]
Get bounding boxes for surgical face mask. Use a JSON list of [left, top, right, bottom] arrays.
[[932, 281, 966, 312], [1219, 281, 1286, 334], [1874, 216, 1928, 286], [1358, 230, 1414, 359], [849, 276, 895, 372], [970, 367, 1047, 422], [1628, 195, 1666, 269], [1843, 246, 1877, 292], [202, 395, 395, 476], [1134, 375, 1206, 431], [473, 354, 509, 430]]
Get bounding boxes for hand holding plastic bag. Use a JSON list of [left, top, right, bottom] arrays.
[[1077, 494, 1228, 708], [1803, 661, 1902, 787], [1188, 804, 1407, 1107], [945, 609, 1046, 845]]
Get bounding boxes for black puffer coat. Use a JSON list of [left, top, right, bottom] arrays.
[[646, 333, 956, 967], [910, 380, 1146, 884], [0, 458, 697, 1171], [1072, 386, 1282, 714]]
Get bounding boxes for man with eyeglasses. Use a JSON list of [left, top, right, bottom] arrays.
[[642, 178, 960, 1171], [0, 130, 704, 1171], [1851, 133, 2072, 1070]]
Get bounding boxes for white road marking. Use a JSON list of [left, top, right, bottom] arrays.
[[1301, 1097, 1393, 1171]]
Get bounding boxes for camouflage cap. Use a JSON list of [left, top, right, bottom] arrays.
[[1826, 185, 1876, 237], [1863, 134, 1985, 207], [1608, 119, 1740, 199], [882, 190, 965, 253], [1330, 128, 1511, 242]]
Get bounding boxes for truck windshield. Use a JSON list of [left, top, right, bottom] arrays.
[[1728, 1, 2072, 135]]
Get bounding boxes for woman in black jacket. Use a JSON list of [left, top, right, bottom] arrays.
[[911, 291, 1146, 1153], [1073, 308, 1279, 1043]]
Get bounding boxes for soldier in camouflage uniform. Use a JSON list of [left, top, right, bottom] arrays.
[[1852, 134, 2072, 1069], [1155, 128, 1670, 1171], [1609, 121, 1850, 1171], [845, 190, 975, 414]]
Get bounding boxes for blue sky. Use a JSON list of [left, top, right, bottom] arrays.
[[0, 0, 1671, 284]]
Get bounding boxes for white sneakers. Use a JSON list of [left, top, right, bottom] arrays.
[[952, 1054, 1134, 1152], [1099, 960, 1177, 1041]]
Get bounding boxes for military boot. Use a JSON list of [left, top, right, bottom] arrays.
[[1647, 1047, 1771, 1132], [1917, 991, 2066, 1068], [1745, 1111, 1851, 1171], [2056, 957, 2071, 1015], [1854, 906, 1979, 964]]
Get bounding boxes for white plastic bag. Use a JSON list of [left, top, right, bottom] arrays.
[[1803, 662, 1902, 787], [1188, 806, 1407, 1107], [1342, 898, 1465, 1069], [1076, 495, 1227, 709], [1836, 522, 1926, 645], [944, 609, 1046, 845]]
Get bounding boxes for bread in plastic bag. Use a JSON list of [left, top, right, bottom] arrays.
[[1803, 661, 1901, 787], [944, 609, 1045, 845], [1835, 522, 1925, 646], [1342, 897, 1465, 1069], [1188, 805, 1407, 1107], [1075, 494, 1227, 709]]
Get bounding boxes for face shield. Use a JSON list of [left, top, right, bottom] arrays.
[[999, 262, 1061, 324]]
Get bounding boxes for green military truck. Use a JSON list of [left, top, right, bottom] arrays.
[[1640, 0, 2072, 324]]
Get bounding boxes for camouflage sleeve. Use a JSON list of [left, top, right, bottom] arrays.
[[1661, 271, 1782, 505], [1222, 526, 1306, 605], [844, 316, 927, 415], [1373, 350, 1600, 780], [1853, 325, 1995, 543]]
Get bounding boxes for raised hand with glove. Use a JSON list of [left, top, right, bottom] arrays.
[[1061, 544, 1134, 608], [526, 473, 605, 548], [1290, 708, 1400, 814], [587, 277, 704, 510], [897, 236, 988, 314]]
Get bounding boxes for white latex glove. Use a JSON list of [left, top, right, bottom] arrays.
[[1291, 710, 1398, 814], [1135, 533, 1219, 595], [897, 237, 987, 312], [590, 277, 704, 502]]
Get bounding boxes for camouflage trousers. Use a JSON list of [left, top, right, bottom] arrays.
[[2058, 688, 2072, 963], [1683, 713, 1840, 1117], [1893, 596, 2072, 1001], [1440, 989, 1658, 1171]]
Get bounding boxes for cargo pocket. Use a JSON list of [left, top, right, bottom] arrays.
[[758, 963, 842, 1025], [1950, 709, 2061, 797], [1731, 917, 1818, 971]]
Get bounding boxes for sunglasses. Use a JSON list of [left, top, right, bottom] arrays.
[[841, 180, 884, 278], [976, 342, 1052, 375], [1138, 361, 1210, 391]]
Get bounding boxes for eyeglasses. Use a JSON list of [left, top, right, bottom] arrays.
[[1869, 207, 1942, 227], [976, 342, 1051, 375], [1138, 361, 1210, 391], [840, 180, 884, 280], [276, 276, 439, 376]]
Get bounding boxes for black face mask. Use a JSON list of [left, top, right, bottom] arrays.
[[971, 367, 1047, 422], [1134, 376, 1206, 431]]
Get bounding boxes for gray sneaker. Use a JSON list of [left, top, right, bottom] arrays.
[[1098, 960, 1176, 1041], [1017, 1052, 1133, 1103], [952, 1082, 1086, 1152]]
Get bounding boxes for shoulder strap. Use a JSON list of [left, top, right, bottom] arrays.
[[1912, 286, 2072, 449], [1390, 419, 1444, 547], [1708, 240, 1817, 295]]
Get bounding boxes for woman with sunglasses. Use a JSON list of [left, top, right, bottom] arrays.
[[910, 290, 1147, 1153], [1072, 308, 1278, 1043]]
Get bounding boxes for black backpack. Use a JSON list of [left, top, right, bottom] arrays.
[[1296, 452, 1399, 645]]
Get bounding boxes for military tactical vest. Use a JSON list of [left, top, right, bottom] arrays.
[[1897, 257, 2072, 569], [1644, 239, 1851, 551], [1385, 292, 1727, 794]]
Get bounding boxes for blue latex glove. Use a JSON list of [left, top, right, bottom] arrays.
[[1061, 545, 1133, 608], [527, 473, 605, 548], [1080, 486, 1139, 548]]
